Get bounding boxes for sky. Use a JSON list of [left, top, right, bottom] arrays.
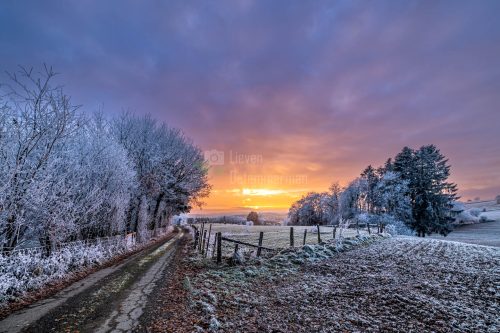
[[1, 0, 499, 212]]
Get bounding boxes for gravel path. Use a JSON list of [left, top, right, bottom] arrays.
[[96, 234, 182, 333]]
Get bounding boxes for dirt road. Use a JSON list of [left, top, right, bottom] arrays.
[[0, 231, 186, 333]]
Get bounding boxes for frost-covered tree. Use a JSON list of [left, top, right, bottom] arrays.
[[287, 145, 457, 236], [27, 116, 136, 253], [375, 171, 412, 223], [288, 192, 332, 225], [288, 193, 316, 225], [0, 66, 211, 252], [113, 113, 210, 240], [0, 66, 81, 252], [394, 145, 458, 236], [322, 182, 342, 224], [0, 66, 136, 254], [339, 179, 363, 222], [360, 165, 380, 214]]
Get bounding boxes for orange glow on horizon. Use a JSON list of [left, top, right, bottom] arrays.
[[195, 144, 492, 215]]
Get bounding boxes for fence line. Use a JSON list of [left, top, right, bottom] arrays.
[[3, 226, 171, 257], [191, 222, 386, 264]]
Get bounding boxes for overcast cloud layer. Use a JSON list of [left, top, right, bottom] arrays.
[[1, 0, 499, 208]]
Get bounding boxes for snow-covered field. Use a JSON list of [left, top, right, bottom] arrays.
[[190, 236, 500, 332], [464, 199, 500, 211], [481, 210, 500, 221], [430, 219, 500, 247]]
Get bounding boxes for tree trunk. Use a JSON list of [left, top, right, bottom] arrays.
[[136, 195, 149, 243], [2, 214, 18, 254]]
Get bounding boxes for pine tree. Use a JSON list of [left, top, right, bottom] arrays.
[[393, 147, 415, 180], [376, 171, 412, 223], [360, 165, 379, 214], [377, 158, 394, 175], [395, 145, 458, 236]]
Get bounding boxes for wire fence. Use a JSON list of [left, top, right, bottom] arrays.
[[191, 223, 386, 263], [2, 226, 171, 258]]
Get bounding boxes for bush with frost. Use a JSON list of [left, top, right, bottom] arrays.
[[380, 215, 414, 236], [0, 238, 128, 306]]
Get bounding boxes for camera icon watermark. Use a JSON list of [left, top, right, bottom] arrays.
[[204, 149, 225, 166]]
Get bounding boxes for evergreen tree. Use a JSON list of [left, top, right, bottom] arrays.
[[394, 145, 458, 236], [376, 171, 412, 223], [378, 158, 394, 174], [393, 147, 415, 181], [360, 165, 379, 213]]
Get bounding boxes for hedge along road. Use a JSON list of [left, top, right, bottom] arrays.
[[0, 230, 186, 333]]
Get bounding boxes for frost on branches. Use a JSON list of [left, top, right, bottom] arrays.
[[287, 146, 458, 237], [0, 237, 128, 305], [0, 66, 210, 304]]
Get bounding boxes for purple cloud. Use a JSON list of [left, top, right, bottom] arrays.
[[1, 0, 499, 203]]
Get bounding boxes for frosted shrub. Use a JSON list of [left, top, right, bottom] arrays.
[[455, 210, 479, 224], [469, 208, 481, 217], [0, 237, 129, 307], [384, 218, 414, 236]]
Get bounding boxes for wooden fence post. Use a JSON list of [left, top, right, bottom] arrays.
[[216, 232, 222, 264], [290, 227, 294, 247], [257, 231, 264, 257], [193, 230, 199, 250], [212, 235, 217, 258], [205, 224, 212, 258], [201, 230, 207, 254], [303, 229, 307, 245], [317, 224, 321, 244], [199, 222, 205, 251], [333, 226, 337, 239], [367, 223, 371, 234]]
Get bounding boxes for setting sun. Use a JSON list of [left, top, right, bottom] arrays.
[[1, 1, 499, 332], [241, 188, 286, 196]]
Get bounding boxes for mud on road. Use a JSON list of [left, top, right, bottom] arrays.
[[0, 231, 187, 333]]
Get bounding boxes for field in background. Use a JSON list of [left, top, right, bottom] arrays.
[[480, 210, 500, 222], [464, 199, 500, 211], [464, 199, 500, 222], [430, 219, 500, 247], [197, 224, 370, 257], [188, 211, 287, 224]]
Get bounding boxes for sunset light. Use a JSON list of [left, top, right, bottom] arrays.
[[1, 2, 499, 332], [241, 189, 287, 196]]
